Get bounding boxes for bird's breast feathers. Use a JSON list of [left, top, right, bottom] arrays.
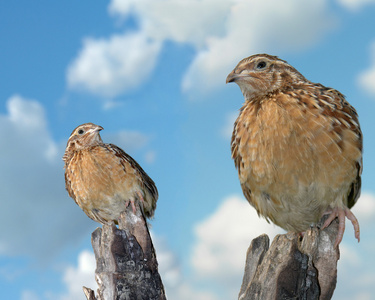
[[66, 146, 140, 208], [232, 91, 361, 195]]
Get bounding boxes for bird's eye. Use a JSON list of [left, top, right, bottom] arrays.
[[256, 61, 267, 70], [78, 129, 85, 135]]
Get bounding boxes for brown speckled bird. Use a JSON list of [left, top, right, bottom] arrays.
[[226, 54, 362, 246], [63, 123, 158, 224]]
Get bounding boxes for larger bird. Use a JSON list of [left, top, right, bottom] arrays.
[[63, 123, 158, 224], [226, 54, 362, 246]]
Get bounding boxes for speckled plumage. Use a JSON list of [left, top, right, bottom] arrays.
[[227, 54, 362, 246], [63, 123, 158, 224]]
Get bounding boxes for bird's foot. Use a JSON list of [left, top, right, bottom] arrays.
[[321, 206, 360, 247], [126, 192, 145, 215], [125, 199, 137, 214], [136, 191, 145, 204]]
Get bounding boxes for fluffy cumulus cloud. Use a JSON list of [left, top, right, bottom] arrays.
[[189, 205, 374, 300], [53, 234, 215, 300], [26, 192, 375, 300], [358, 41, 375, 97], [0, 95, 157, 260], [152, 234, 216, 300], [67, 31, 161, 98], [190, 193, 375, 299], [25, 250, 97, 300], [333, 193, 375, 299], [103, 129, 150, 153], [0, 95, 94, 260], [68, 0, 336, 98], [109, 0, 230, 48], [192, 195, 281, 278], [58, 250, 97, 300], [191, 195, 282, 299], [336, 0, 375, 11], [336, 244, 375, 300], [351, 192, 375, 223], [181, 0, 336, 93], [21, 290, 41, 300], [1, 95, 57, 161], [102, 129, 156, 164]]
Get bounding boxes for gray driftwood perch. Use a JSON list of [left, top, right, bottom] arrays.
[[82, 203, 166, 300], [239, 215, 340, 300]]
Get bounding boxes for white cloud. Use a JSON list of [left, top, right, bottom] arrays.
[[50, 192, 375, 300], [2, 95, 58, 162], [329, 192, 375, 299], [150, 233, 183, 292], [340, 244, 361, 267], [8, 95, 46, 129], [144, 150, 156, 164], [102, 129, 156, 165], [58, 250, 97, 300], [103, 129, 150, 153], [0, 95, 96, 260], [182, 0, 337, 94], [21, 290, 41, 300], [56, 234, 216, 300], [152, 233, 217, 300], [190, 193, 375, 300], [358, 41, 375, 97], [108, 0, 132, 16], [34, 250, 96, 300], [336, 244, 375, 299], [352, 192, 375, 223], [0, 95, 157, 261], [110, 0, 336, 94], [166, 284, 217, 300], [337, 0, 375, 11], [109, 0, 230, 48], [67, 31, 161, 98], [354, 293, 373, 300], [69, 0, 336, 98], [191, 195, 282, 298]]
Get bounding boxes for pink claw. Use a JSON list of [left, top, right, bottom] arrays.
[[126, 191, 145, 214], [321, 207, 360, 247], [125, 199, 137, 214]]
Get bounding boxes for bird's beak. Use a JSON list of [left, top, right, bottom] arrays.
[[95, 125, 104, 132], [88, 125, 103, 134], [226, 71, 248, 84], [226, 71, 237, 84]]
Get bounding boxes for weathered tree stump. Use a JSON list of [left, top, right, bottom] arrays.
[[239, 215, 340, 300], [83, 203, 166, 300]]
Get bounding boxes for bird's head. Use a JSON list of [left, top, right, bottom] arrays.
[[63, 123, 103, 161], [226, 54, 307, 101]]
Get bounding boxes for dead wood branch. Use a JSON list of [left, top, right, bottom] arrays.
[[239, 215, 340, 300], [83, 204, 166, 300]]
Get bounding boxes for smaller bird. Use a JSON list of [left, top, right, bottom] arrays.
[[63, 123, 158, 224]]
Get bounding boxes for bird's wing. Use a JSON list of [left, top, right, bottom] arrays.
[[310, 84, 363, 208], [105, 143, 159, 202]]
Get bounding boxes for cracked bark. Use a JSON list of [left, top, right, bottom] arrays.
[[238, 215, 340, 300], [83, 203, 166, 300]]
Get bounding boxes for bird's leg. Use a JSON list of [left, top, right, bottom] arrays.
[[136, 191, 145, 204], [125, 192, 145, 215], [124, 197, 136, 215], [321, 207, 360, 247]]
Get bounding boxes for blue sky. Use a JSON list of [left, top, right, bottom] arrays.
[[1, 0, 375, 299]]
